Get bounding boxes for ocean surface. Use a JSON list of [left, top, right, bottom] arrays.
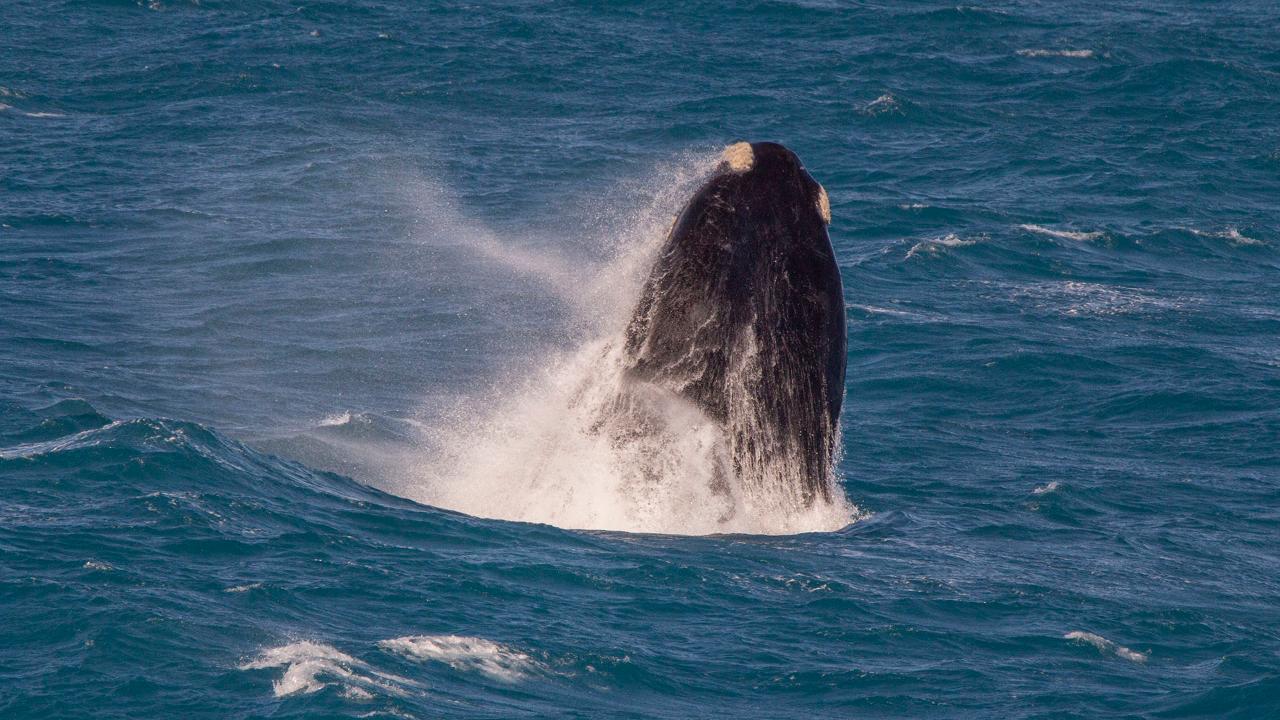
[[3, 1, 1280, 717]]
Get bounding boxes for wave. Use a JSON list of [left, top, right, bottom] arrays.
[[239, 641, 418, 699], [1017, 49, 1095, 59], [1064, 631, 1148, 663], [1188, 227, 1263, 246], [1018, 224, 1104, 242], [380, 635, 541, 682], [906, 232, 979, 258], [0, 102, 66, 118], [241, 635, 540, 699], [860, 93, 904, 116]]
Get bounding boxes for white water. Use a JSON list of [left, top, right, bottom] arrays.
[[1064, 631, 1149, 663], [240, 641, 417, 698], [387, 149, 859, 535], [380, 635, 540, 682]]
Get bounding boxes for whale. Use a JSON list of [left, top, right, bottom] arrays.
[[619, 142, 846, 507]]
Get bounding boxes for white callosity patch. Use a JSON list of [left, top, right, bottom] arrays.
[[722, 142, 754, 172], [1064, 631, 1149, 663], [817, 185, 831, 225], [239, 641, 416, 698], [379, 635, 540, 682], [394, 149, 859, 535]]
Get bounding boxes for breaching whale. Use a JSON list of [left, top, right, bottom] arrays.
[[620, 141, 846, 506]]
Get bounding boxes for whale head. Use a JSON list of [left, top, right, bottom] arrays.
[[622, 142, 846, 506]]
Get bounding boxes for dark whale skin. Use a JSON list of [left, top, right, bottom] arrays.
[[622, 142, 846, 505]]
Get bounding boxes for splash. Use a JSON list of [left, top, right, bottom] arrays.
[[389, 150, 860, 535]]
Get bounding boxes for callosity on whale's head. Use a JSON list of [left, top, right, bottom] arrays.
[[622, 141, 846, 506]]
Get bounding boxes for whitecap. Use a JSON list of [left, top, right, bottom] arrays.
[[379, 635, 540, 682], [847, 303, 922, 319], [1017, 49, 1095, 58], [0, 102, 65, 118], [239, 641, 416, 698], [224, 582, 262, 593], [861, 93, 903, 116], [0, 420, 125, 460], [319, 411, 353, 427], [906, 233, 977, 258], [1188, 227, 1263, 246], [1065, 631, 1148, 663], [1032, 481, 1060, 495], [1019, 223, 1104, 241]]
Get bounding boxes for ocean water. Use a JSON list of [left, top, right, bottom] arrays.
[[3, 0, 1280, 717]]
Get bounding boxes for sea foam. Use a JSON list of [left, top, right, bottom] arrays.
[[379, 635, 540, 682], [1064, 631, 1148, 663], [1019, 224, 1104, 242], [1017, 49, 1095, 59], [239, 641, 415, 698], [906, 233, 978, 258]]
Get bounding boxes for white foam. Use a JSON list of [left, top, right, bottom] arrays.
[[1017, 49, 1095, 58], [83, 560, 112, 571], [224, 582, 262, 593], [906, 233, 977, 258], [1189, 227, 1263, 246], [0, 420, 126, 460], [1010, 280, 1187, 317], [861, 93, 902, 116], [1065, 631, 1148, 663], [1032, 481, 1060, 495], [239, 641, 415, 698], [379, 635, 539, 682], [847, 303, 923, 319], [1019, 224, 1104, 242], [404, 339, 858, 535], [0, 102, 65, 118], [319, 411, 353, 427], [391, 151, 859, 536]]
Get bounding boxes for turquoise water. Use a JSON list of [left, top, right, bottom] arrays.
[[3, 1, 1279, 717]]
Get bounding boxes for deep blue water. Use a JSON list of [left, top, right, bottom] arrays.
[[4, 1, 1280, 717]]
